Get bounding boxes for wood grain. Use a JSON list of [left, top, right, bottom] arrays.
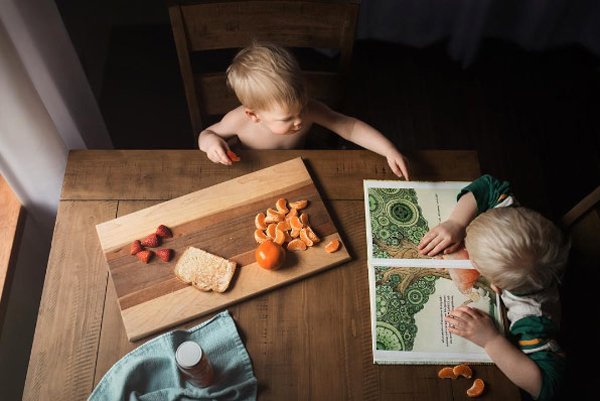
[[96, 158, 351, 341], [25, 150, 521, 401], [0, 175, 23, 328], [23, 201, 115, 401], [62, 150, 480, 201]]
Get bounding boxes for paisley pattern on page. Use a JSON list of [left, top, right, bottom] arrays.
[[368, 188, 430, 259]]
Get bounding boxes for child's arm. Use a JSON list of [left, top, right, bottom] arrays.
[[198, 109, 244, 165], [418, 191, 477, 256], [309, 100, 409, 179], [445, 306, 542, 399]]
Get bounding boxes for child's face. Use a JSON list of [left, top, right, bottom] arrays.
[[254, 105, 304, 136]]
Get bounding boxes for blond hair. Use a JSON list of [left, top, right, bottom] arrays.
[[465, 207, 569, 294], [226, 42, 307, 113]]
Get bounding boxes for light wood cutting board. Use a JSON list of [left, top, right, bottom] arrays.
[[96, 157, 351, 341]]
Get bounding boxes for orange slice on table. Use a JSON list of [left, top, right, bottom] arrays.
[[299, 228, 314, 247], [305, 226, 320, 243], [287, 239, 307, 251], [289, 199, 308, 210], [453, 364, 472, 379], [273, 229, 286, 245], [277, 221, 291, 232], [266, 208, 285, 223], [276, 198, 289, 214], [290, 227, 300, 238], [466, 378, 485, 397], [254, 229, 269, 244], [300, 213, 309, 226], [266, 223, 278, 239], [324, 239, 341, 253], [289, 215, 303, 230], [285, 208, 298, 221], [255, 212, 267, 230], [437, 367, 457, 379]]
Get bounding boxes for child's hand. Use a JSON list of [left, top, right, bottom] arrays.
[[386, 151, 410, 180], [445, 306, 501, 348], [201, 133, 233, 165], [417, 220, 465, 256]]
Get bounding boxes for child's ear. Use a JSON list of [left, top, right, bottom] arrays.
[[244, 108, 260, 123]]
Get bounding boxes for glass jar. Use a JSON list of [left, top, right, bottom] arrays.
[[175, 340, 215, 387]]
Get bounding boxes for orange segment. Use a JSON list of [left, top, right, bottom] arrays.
[[287, 239, 307, 251], [290, 215, 303, 230], [299, 228, 314, 247], [255, 212, 267, 230], [273, 229, 285, 245], [289, 199, 308, 210], [276, 198, 289, 214], [466, 378, 485, 397], [453, 364, 472, 379], [285, 208, 298, 221], [266, 207, 284, 223], [437, 367, 457, 379], [324, 239, 341, 253], [226, 150, 240, 162], [300, 213, 309, 226], [254, 229, 269, 244], [277, 221, 291, 232], [266, 223, 278, 239], [290, 227, 300, 238], [283, 231, 293, 243], [305, 226, 320, 243]]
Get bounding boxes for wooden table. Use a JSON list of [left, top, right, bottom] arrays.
[[23, 150, 520, 401]]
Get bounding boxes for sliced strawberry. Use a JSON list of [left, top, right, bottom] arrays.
[[156, 248, 173, 262], [156, 224, 173, 238], [130, 240, 143, 255], [136, 250, 154, 264], [226, 150, 241, 162], [141, 233, 160, 247]]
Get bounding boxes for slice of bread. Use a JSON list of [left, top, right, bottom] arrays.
[[174, 246, 237, 293]]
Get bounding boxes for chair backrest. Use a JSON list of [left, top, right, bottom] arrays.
[[559, 185, 600, 398], [168, 0, 360, 136]]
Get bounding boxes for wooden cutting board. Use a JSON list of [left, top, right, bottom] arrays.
[[96, 157, 351, 341]]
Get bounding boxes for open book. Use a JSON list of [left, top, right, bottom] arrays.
[[364, 180, 504, 364]]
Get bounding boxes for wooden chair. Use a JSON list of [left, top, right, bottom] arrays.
[[558, 186, 600, 400], [168, 0, 360, 140]]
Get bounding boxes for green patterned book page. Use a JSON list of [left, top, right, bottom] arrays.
[[369, 265, 503, 364], [364, 180, 472, 267], [363, 181, 503, 363]]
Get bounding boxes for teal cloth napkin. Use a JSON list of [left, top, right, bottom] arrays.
[[89, 310, 257, 401]]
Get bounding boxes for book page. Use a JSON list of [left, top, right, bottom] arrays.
[[363, 180, 504, 364]]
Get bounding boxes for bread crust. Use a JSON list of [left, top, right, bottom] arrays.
[[174, 247, 236, 292]]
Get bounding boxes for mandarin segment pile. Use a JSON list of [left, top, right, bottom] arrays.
[[437, 364, 484, 398], [129, 224, 174, 264], [254, 198, 323, 252]]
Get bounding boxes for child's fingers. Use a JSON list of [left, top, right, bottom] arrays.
[[427, 238, 450, 256], [418, 231, 435, 249], [444, 242, 462, 254], [419, 236, 443, 255]]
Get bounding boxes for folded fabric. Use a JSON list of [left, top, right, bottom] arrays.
[[89, 310, 257, 401]]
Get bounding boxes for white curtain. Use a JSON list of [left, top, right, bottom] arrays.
[[0, 1, 111, 398], [357, 0, 600, 66]]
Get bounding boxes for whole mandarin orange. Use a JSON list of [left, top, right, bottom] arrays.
[[255, 240, 285, 270]]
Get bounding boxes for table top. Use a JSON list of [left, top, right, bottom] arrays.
[[23, 149, 520, 401]]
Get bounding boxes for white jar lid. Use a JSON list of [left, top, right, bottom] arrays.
[[175, 341, 202, 369]]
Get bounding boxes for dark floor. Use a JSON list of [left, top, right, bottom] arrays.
[[100, 25, 600, 222]]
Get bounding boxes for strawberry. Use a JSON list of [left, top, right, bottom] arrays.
[[156, 224, 173, 238], [141, 233, 160, 247], [130, 240, 143, 255], [156, 248, 173, 262], [136, 250, 154, 264]]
